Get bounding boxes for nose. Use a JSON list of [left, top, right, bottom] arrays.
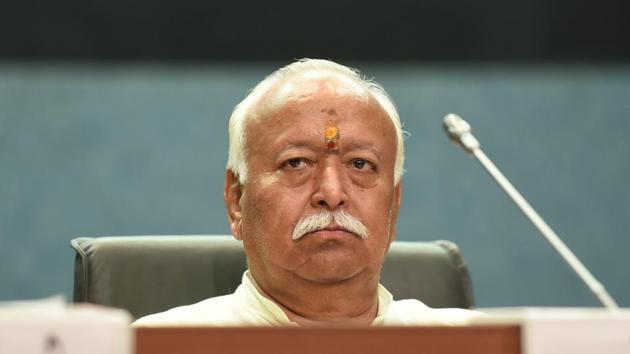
[[311, 160, 348, 210]]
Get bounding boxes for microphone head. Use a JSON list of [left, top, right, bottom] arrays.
[[442, 113, 480, 153]]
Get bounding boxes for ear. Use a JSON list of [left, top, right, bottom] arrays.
[[224, 169, 244, 240], [389, 182, 402, 242]]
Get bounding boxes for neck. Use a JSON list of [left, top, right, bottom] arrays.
[[249, 268, 380, 326]]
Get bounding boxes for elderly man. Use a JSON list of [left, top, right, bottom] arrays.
[[134, 59, 478, 326]]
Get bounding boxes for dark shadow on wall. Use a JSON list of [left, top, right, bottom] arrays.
[[1, 0, 630, 62]]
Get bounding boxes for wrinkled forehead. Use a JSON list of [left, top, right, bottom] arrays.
[[243, 81, 396, 154]]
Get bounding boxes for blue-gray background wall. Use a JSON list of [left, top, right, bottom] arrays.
[[1, 63, 628, 307]]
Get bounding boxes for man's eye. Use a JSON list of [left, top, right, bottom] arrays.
[[286, 158, 307, 168], [351, 159, 369, 170]]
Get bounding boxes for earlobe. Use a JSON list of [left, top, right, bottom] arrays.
[[394, 182, 402, 214], [389, 182, 402, 242], [224, 169, 244, 240]]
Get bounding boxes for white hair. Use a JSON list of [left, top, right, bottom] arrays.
[[227, 58, 405, 184]]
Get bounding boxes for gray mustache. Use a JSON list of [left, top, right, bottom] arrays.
[[292, 210, 369, 240]]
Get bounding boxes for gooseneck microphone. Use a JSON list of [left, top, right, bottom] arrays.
[[443, 113, 619, 311]]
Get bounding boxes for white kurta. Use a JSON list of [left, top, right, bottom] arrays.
[[133, 271, 481, 327]]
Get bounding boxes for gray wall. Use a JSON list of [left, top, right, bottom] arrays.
[[1, 63, 628, 307]]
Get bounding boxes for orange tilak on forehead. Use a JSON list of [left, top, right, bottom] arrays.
[[324, 126, 339, 153]]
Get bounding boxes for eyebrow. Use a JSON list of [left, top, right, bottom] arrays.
[[277, 143, 313, 155], [343, 141, 380, 156], [276, 141, 382, 160]]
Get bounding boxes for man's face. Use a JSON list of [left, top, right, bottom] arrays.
[[226, 79, 401, 287]]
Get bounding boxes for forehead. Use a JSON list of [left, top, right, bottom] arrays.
[[246, 83, 396, 154], [276, 75, 368, 102], [254, 73, 368, 118]]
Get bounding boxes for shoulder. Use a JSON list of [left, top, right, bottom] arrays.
[[383, 299, 486, 326], [132, 294, 247, 327]]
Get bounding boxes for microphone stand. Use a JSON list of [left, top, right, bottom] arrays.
[[443, 113, 619, 311]]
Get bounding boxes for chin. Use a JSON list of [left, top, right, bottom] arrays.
[[294, 253, 367, 284], [298, 271, 360, 285]]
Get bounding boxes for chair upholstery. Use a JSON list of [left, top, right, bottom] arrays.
[[71, 235, 474, 320]]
